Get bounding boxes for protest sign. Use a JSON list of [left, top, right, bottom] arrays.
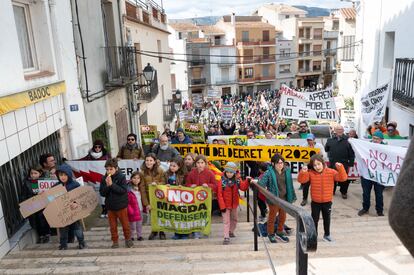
[[360, 83, 389, 126], [221, 105, 233, 121], [31, 179, 59, 194], [141, 125, 158, 145], [43, 186, 98, 228], [207, 89, 221, 100], [149, 185, 212, 235], [182, 122, 205, 143], [172, 144, 319, 162], [19, 184, 67, 218], [340, 109, 356, 131], [192, 93, 204, 108], [278, 85, 337, 121], [67, 160, 169, 184], [179, 110, 193, 121], [207, 135, 265, 145], [349, 139, 407, 186]]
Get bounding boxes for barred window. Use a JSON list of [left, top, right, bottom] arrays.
[[342, 35, 355, 61]]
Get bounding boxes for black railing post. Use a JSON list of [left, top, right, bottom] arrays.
[[253, 185, 258, 251], [296, 218, 308, 275]]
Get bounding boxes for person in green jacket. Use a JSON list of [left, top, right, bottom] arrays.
[[259, 154, 296, 243]]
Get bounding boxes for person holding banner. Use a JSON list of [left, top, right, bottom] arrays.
[[171, 128, 192, 144], [20, 165, 51, 244], [298, 154, 347, 242], [139, 153, 166, 240], [258, 154, 296, 243], [217, 162, 250, 245], [325, 125, 355, 199], [56, 164, 86, 250], [358, 131, 387, 217], [117, 133, 145, 160]]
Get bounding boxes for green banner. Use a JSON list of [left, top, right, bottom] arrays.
[[182, 122, 205, 143], [141, 125, 158, 145], [149, 185, 212, 235]]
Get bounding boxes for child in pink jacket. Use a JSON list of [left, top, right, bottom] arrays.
[[128, 171, 143, 241]]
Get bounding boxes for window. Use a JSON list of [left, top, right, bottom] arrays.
[[342, 35, 355, 61], [244, 49, 253, 60], [313, 44, 322, 56], [313, 61, 321, 71], [242, 31, 249, 42], [152, 7, 158, 20], [221, 68, 229, 82], [13, 3, 37, 71], [299, 28, 304, 38], [333, 20, 339, 30], [214, 36, 221, 45], [178, 32, 182, 39], [262, 65, 270, 77], [157, 40, 162, 62], [244, 68, 253, 78], [262, 30, 269, 41], [313, 28, 322, 39], [279, 64, 291, 73], [263, 47, 270, 60], [285, 15, 290, 19]]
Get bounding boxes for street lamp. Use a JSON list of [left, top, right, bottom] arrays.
[[134, 63, 155, 91]]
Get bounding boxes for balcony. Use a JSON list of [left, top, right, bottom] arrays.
[[325, 49, 337, 56], [324, 31, 338, 39], [163, 100, 175, 122], [104, 46, 138, 87], [189, 59, 206, 67], [238, 76, 275, 83], [135, 71, 159, 102], [238, 56, 275, 65], [393, 58, 414, 110], [324, 66, 336, 74], [190, 78, 207, 87], [237, 39, 276, 47], [297, 68, 321, 76], [215, 79, 236, 85]]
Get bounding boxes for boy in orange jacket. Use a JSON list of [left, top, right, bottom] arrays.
[[298, 154, 347, 242]]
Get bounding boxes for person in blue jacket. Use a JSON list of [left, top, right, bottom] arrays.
[[171, 128, 192, 144]]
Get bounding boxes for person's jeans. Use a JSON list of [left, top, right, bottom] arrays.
[[361, 177, 385, 213], [108, 208, 131, 243], [302, 182, 310, 200], [59, 220, 84, 247], [267, 204, 286, 235], [222, 208, 238, 238], [311, 201, 332, 236]]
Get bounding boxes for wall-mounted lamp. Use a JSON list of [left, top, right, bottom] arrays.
[[133, 63, 155, 91]]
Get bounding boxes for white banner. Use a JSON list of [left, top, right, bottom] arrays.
[[349, 139, 407, 186], [278, 85, 337, 121], [360, 83, 389, 126], [66, 160, 169, 184], [340, 109, 356, 131]]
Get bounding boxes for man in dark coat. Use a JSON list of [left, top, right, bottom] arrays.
[[325, 125, 355, 199]]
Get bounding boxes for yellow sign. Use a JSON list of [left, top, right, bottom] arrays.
[[172, 144, 319, 162], [0, 81, 66, 115]]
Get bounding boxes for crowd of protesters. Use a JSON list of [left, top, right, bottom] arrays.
[[20, 88, 410, 250]]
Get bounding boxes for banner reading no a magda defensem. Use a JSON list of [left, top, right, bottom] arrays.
[[149, 185, 212, 235]]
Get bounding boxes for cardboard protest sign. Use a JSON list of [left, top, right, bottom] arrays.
[[43, 186, 98, 228], [278, 85, 337, 121], [178, 110, 193, 121], [19, 184, 67, 218], [221, 105, 233, 121], [172, 144, 319, 162], [207, 89, 221, 100], [149, 185, 212, 235], [182, 122, 205, 143], [360, 83, 389, 126], [349, 139, 407, 186], [141, 125, 158, 145], [192, 93, 204, 108], [31, 179, 59, 194]]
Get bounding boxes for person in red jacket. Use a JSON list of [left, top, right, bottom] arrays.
[[217, 162, 250, 245], [185, 154, 217, 238], [298, 154, 347, 242]]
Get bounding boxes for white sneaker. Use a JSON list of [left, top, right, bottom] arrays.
[[100, 214, 105, 218]]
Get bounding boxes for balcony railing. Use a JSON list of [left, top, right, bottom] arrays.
[[190, 78, 207, 86], [135, 71, 159, 102], [163, 100, 175, 122], [189, 59, 206, 67], [104, 46, 138, 87], [325, 49, 337, 56], [237, 39, 276, 46], [393, 58, 414, 109]]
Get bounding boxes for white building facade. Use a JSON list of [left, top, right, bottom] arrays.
[[355, 0, 414, 137]]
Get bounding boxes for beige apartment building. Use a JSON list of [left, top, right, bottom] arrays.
[[296, 17, 324, 88]]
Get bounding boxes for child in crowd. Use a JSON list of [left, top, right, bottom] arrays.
[[99, 158, 133, 248], [128, 171, 143, 241], [217, 162, 250, 245], [21, 165, 51, 244], [165, 157, 188, 239], [258, 154, 296, 244], [56, 164, 86, 250], [184, 153, 197, 173], [298, 154, 347, 242], [186, 154, 217, 238], [139, 153, 166, 240]]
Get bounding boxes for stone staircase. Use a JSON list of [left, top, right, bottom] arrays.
[[0, 183, 413, 274]]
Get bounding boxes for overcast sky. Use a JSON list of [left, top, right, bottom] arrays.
[[163, 0, 353, 19]]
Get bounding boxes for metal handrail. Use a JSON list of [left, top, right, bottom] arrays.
[[246, 180, 318, 275]]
